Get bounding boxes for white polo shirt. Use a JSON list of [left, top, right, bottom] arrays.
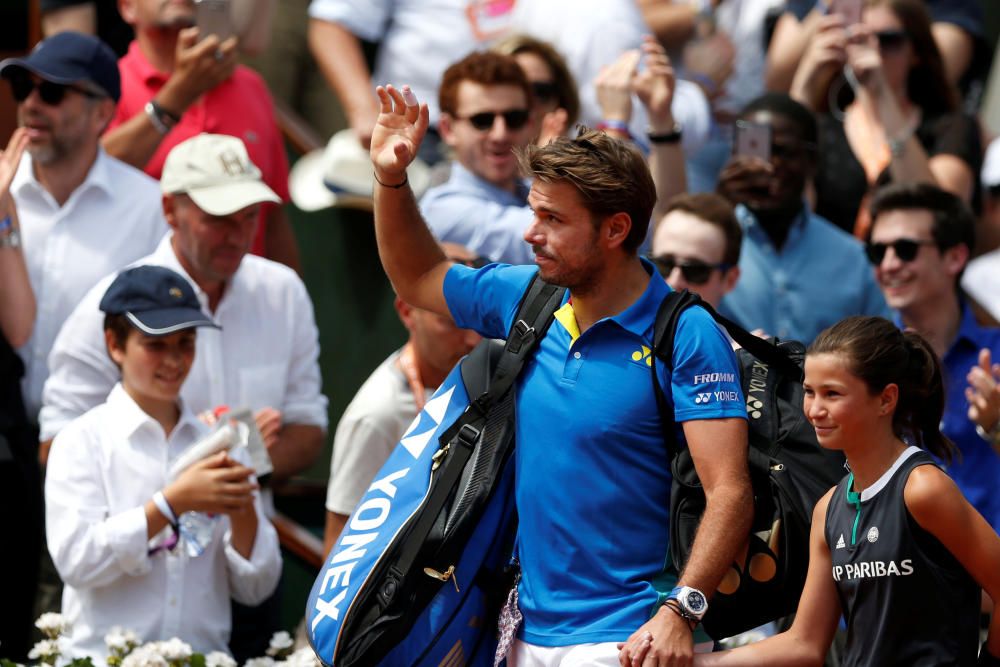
[[39, 234, 328, 442], [12, 149, 167, 419], [46, 383, 282, 660]]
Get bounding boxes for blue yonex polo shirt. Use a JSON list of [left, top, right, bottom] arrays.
[[443, 260, 746, 645]]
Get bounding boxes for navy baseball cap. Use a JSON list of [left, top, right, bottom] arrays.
[[0, 32, 120, 102], [100, 266, 220, 336]]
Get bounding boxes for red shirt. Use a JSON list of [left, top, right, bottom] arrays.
[[109, 41, 290, 255]]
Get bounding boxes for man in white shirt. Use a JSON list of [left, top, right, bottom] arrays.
[[41, 133, 328, 659], [0, 31, 167, 422], [323, 243, 481, 556], [41, 133, 328, 473], [306, 0, 710, 156]]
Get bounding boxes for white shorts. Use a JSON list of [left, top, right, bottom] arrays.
[[507, 638, 715, 666]]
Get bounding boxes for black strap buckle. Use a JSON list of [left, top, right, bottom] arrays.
[[455, 423, 481, 450], [506, 319, 536, 355]]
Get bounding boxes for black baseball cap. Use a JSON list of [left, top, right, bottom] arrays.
[[100, 266, 220, 336], [0, 32, 120, 102]]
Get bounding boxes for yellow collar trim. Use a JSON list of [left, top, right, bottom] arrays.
[[553, 302, 580, 342]]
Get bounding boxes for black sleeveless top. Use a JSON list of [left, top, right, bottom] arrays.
[[825, 447, 980, 667]]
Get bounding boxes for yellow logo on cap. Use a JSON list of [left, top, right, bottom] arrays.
[[169, 287, 183, 299]]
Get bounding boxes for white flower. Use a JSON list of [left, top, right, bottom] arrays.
[[122, 646, 168, 667], [243, 657, 275, 667], [28, 639, 61, 661], [205, 652, 237, 667], [265, 631, 294, 657], [156, 638, 193, 662], [105, 627, 141, 653], [279, 648, 319, 667], [34, 613, 69, 639]]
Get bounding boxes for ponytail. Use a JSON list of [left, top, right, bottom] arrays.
[[808, 316, 956, 462], [898, 331, 956, 463]]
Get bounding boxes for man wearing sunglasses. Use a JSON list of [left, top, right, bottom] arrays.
[[868, 182, 1000, 536], [418, 51, 538, 265], [651, 193, 742, 310], [716, 93, 889, 344], [0, 31, 167, 427]]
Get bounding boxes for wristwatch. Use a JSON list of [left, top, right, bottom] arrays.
[[667, 585, 708, 621], [976, 421, 1000, 449]]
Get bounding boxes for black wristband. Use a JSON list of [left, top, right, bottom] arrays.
[[648, 124, 683, 145], [373, 171, 409, 189], [661, 599, 697, 631]]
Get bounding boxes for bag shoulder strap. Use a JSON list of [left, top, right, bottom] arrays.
[[391, 274, 565, 584], [649, 289, 804, 459]]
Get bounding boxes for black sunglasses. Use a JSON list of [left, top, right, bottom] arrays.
[[865, 238, 935, 264], [458, 109, 531, 131], [8, 72, 103, 105], [531, 81, 558, 104], [651, 254, 730, 285], [875, 29, 909, 51]]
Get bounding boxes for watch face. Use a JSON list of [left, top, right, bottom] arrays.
[[685, 590, 707, 613]]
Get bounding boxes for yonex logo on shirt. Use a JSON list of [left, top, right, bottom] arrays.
[[695, 392, 712, 404], [630, 346, 652, 367], [747, 398, 764, 419]]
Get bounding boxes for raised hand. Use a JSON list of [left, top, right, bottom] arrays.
[[595, 49, 642, 126], [158, 28, 239, 114], [634, 36, 676, 130], [0, 127, 28, 215], [966, 348, 1000, 438], [370, 84, 429, 184]]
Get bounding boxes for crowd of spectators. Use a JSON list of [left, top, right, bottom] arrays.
[[2, 0, 1000, 664]]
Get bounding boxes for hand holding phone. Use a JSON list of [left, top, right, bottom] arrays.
[[734, 120, 772, 162]]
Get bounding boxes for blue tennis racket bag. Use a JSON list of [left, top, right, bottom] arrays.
[[306, 277, 566, 667]]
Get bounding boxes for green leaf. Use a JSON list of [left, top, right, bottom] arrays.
[[189, 654, 206, 667]]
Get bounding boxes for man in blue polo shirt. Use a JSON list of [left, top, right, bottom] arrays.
[[867, 182, 1000, 533], [369, 83, 752, 666]]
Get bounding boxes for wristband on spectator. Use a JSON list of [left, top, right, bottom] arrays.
[[648, 124, 683, 145], [0, 215, 12, 236], [596, 119, 631, 138], [145, 100, 178, 136], [152, 491, 179, 527]]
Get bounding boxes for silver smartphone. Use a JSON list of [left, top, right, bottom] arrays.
[[195, 0, 234, 41], [734, 120, 772, 162]]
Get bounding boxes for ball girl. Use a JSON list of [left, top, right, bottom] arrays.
[[696, 316, 1000, 666]]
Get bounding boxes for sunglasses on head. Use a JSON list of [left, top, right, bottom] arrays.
[[8, 71, 103, 105], [459, 109, 531, 131], [875, 29, 909, 51], [530, 81, 558, 104], [865, 238, 935, 264], [651, 254, 730, 285]]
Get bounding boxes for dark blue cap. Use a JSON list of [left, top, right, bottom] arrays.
[[0, 32, 121, 102], [100, 266, 220, 336]]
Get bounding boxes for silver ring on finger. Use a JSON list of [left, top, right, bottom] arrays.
[[214, 49, 224, 62]]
